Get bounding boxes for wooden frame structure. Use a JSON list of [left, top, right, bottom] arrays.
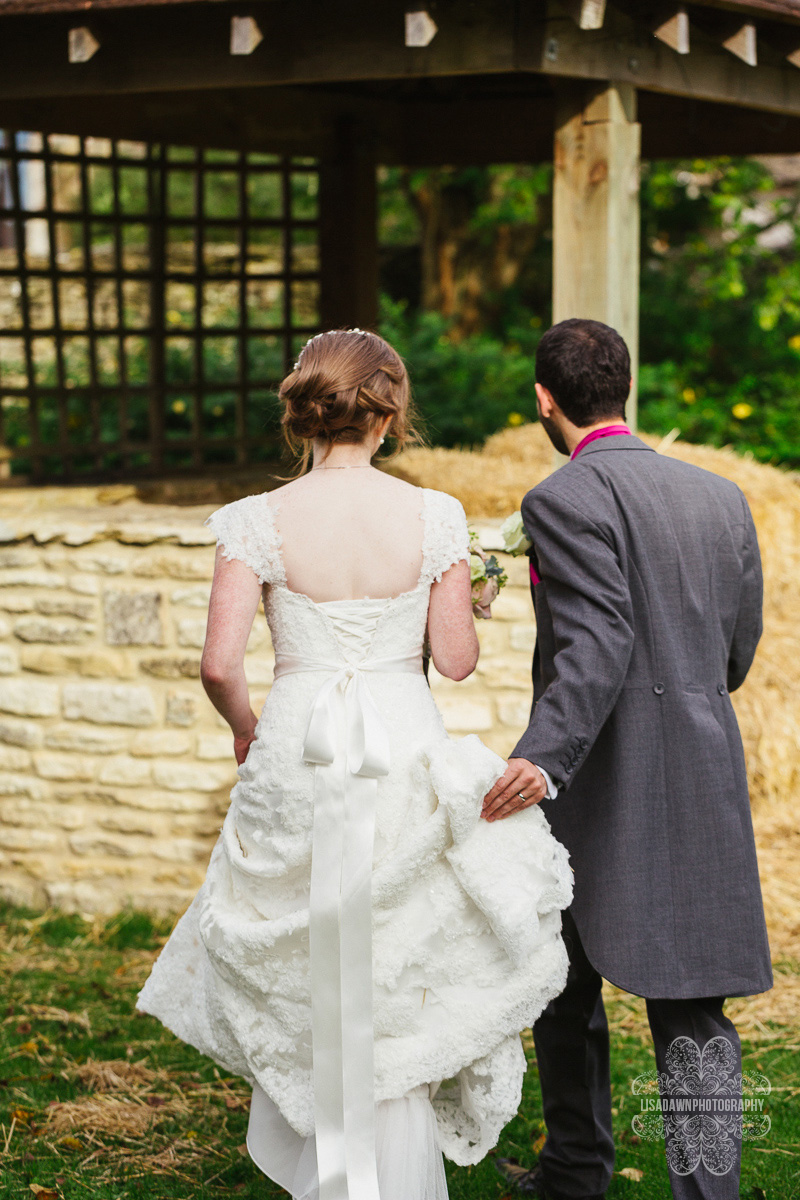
[[2, 0, 800, 482]]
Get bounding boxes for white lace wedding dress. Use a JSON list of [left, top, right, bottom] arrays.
[[136, 485, 573, 1200]]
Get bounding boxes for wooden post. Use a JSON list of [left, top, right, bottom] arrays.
[[318, 119, 378, 330], [552, 81, 641, 431]]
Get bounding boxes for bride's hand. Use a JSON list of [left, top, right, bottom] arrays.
[[233, 713, 259, 765], [481, 758, 547, 821]]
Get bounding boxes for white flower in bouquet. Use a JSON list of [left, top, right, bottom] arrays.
[[501, 510, 532, 556]]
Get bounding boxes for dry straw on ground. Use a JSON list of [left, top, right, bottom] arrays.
[[393, 423, 800, 1028]]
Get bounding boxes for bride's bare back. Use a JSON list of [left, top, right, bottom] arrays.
[[270, 468, 426, 603]]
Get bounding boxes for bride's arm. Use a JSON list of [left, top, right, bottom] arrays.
[[201, 548, 264, 762], [427, 559, 479, 681]]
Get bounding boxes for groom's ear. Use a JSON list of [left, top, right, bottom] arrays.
[[535, 382, 555, 417]]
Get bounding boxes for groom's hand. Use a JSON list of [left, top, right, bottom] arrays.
[[481, 758, 547, 822]]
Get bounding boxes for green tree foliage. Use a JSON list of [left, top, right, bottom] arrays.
[[379, 158, 800, 467]]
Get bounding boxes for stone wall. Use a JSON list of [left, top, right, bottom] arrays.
[[0, 497, 534, 915]]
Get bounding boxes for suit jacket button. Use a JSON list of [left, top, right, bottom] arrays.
[[653, 683, 665, 695], [718, 683, 726, 694]]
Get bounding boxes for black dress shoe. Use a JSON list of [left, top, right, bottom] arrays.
[[495, 1158, 606, 1200]]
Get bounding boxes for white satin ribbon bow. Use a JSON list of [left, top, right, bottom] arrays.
[[272, 650, 424, 1200]]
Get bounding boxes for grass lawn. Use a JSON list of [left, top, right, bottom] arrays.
[[0, 901, 797, 1200]]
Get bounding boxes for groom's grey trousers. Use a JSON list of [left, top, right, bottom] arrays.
[[533, 908, 742, 1200]]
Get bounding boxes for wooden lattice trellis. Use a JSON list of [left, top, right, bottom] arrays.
[[0, 131, 320, 484]]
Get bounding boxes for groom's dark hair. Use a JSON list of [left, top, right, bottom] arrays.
[[536, 318, 631, 426]]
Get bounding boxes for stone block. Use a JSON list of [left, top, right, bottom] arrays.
[[0, 677, 60, 717], [509, 623, 537, 653], [152, 760, 236, 792], [34, 597, 95, 619], [244, 660, 274, 686], [0, 716, 45, 748], [97, 756, 153, 787], [0, 826, 59, 851], [170, 585, 211, 608], [497, 696, 532, 730], [0, 744, 31, 771], [435, 697, 494, 733], [20, 647, 133, 677], [52, 786, 120, 806], [44, 724, 128, 754], [0, 596, 33, 614], [475, 622, 508, 655], [133, 552, 211, 581], [196, 732, 235, 760], [129, 729, 192, 757], [101, 788, 213, 813], [68, 574, 101, 596], [0, 570, 67, 589], [165, 690, 197, 727], [69, 831, 138, 858], [0, 797, 85, 830], [176, 618, 208, 649], [476, 656, 532, 690], [70, 553, 127, 576], [0, 645, 19, 674], [492, 588, 534, 622], [62, 682, 157, 726], [96, 809, 164, 835], [14, 616, 93, 644], [0, 547, 39, 569], [19, 648, 71, 674], [139, 655, 202, 679], [103, 590, 164, 646], [33, 753, 97, 782]]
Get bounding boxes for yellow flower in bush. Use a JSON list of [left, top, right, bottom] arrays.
[[788, 334, 800, 351], [681, 387, 696, 403], [507, 411, 525, 427], [732, 402, 753, 420]]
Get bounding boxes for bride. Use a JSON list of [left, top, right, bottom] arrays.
[[136, 328, 573, 1200]]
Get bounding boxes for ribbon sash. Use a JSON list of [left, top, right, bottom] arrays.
[[273, 651, 422, 1200]]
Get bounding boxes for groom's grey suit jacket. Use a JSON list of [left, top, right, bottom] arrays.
[[511, 434, 772, 1000]]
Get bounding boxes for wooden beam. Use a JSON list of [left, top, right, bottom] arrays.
[[2, 77, 800, 164], [0, 0, 797, 123], [552, 81, 640, 430], [319, 119, 378, 330], [520, 0, 800, 117], [654, 8, 690, 54]]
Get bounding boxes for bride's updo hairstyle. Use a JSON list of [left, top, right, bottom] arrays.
[[278, 328, 423, 472]]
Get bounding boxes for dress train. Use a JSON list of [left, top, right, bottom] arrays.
[[247, 1080, 449, 1200]]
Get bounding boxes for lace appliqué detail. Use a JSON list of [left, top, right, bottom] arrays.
[[204, 492, 286, 587], [420, 489, 471, 585]]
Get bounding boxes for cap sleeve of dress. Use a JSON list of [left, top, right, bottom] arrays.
[[203, 493, 284, 587], [421, 489, 471, 585]]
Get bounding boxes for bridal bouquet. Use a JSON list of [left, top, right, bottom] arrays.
[[469, 528, 508, 619]]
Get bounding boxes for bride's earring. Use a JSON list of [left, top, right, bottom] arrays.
[[379, 437, 385, 445]]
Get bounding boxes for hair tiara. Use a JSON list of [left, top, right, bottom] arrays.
[[293, 327, 373, 371]]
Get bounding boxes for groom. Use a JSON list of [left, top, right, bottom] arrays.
[[482, 318, 772, 1200]]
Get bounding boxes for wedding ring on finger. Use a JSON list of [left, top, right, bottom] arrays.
[[517, 793, 527, 801]]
